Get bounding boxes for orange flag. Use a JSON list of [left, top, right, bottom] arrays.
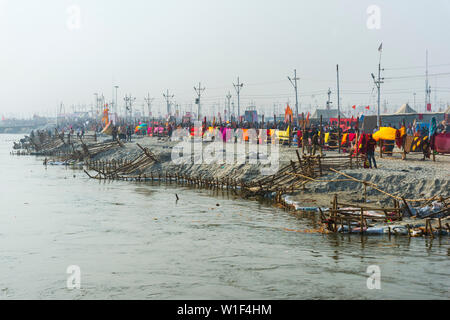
[[284, 104, 293, 123]]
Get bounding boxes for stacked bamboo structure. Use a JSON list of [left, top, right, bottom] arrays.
[[85, 144, 158, 179], [320, 194, 449, 237]]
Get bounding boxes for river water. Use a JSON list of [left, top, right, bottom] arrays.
[[0, 134, 448, 299]]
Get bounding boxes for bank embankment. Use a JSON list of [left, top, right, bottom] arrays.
[[90, 136, 450, 205]]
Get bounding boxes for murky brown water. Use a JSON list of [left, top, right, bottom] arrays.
[[0, 134, 449, 299]]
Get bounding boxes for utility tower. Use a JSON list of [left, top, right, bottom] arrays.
[[231, 101, 235, 120], [124, 94, 136, 121], [233, 77, 243, 122], [163, 90, 174, 118], [144, 93, 154, 120], [194, 82, 205, 121], [226, 92, 232, 121], [326, 88, 332, 110], [425, 50, 432, 112], [287, 69, 300, 125], [371, 43, 384, 128]]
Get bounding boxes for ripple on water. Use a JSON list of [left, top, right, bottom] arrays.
[[0, 134, 449, 299]]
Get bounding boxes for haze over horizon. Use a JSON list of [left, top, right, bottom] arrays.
[[1, 0, 450, 118]]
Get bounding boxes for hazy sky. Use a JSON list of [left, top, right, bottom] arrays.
[[1, 0, 450, 118]]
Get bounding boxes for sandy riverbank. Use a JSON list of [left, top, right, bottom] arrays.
[[89, 135, 450, 206]]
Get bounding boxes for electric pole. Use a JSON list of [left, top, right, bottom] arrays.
[[226, 92, 232, 122], [425, 50, 431, 112], [371, 43, 384, 128], [163, 90, 174, 119], [233, 77, 243, 122], [326, 88, 332, 110], [194, 82, 205, 121], [124, 94, 136, 122], [337, 64, 341, 154], [231, 101, 235, 120], [287, 69, 299, 125], [144, 93, 154, 120]]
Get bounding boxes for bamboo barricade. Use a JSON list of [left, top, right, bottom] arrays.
[[321, 195, 449, 237], [77, 139, 124, 160], [83, 148, 364, 203], [83, 169, 246, 194], [86, 144, 158, 179], [10, 150, 31, 156], [322, 196, 403, 233], [63, 132, 97, 144], [240, 152, 363, 198], [29, 134, 66, 155]]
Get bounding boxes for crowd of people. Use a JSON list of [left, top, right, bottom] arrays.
[[45, 114, 449, 169]]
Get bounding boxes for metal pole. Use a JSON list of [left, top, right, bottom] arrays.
[[114, 86, 119, 116], [194, 83, 205, 121], [294, 69, 299, 126], [226, 92, 232, 122], [288, 69, 300, 126], [163, 90, 174, 119], [377, 61, 381, 127], [337, 64, 341, 154], [233, 77, 243, 123]]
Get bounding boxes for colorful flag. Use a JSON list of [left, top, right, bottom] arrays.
[[284, 104, 293, 123], [365, 106, 370, 110]]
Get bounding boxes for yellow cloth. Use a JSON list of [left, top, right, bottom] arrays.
[[324, 132, 330, 143], [341, 133, 348, 145], [276, 127, 289, 142], [373, 127, 397, 141]]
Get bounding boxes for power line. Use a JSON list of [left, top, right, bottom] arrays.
[[384, 63, 450, 70], [385, 72, 450, 80]]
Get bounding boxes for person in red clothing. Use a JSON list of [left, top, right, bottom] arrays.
[[366, 134, 377, 168], [297, 129, 302, 148]]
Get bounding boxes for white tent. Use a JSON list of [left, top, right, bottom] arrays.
[[394, 103, 417, 114]]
